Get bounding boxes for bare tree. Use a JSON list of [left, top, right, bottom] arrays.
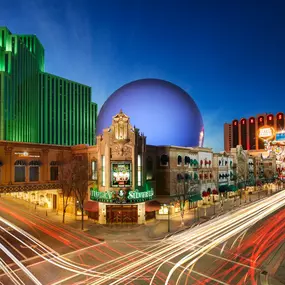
[[59, 153, 75, 224], [73, 154, 90, 230]]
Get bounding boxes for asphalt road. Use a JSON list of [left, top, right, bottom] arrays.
[[1, 192, 285, 285]]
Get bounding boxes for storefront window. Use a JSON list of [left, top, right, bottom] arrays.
[[158, 205, 169, 215]]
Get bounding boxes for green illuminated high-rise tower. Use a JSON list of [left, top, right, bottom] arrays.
[[0, 27, 97, 145]]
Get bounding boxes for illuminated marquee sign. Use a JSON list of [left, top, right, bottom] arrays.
[[90, 188, 154, 203], [276, 132, 285, 142], [258, 126, 275, 141], [111, 162, 131, 188], [14, 152, 40, 158]]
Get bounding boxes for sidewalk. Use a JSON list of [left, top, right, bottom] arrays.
[[0, 189, 279, 242]]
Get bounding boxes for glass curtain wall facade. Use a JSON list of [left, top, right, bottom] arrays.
[[0, 27, 97, 146]]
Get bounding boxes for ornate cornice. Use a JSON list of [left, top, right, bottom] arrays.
[[0, 183, 62, 193]]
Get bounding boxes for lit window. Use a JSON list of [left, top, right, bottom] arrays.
[[158, 206, 168, 215], [268, 116, 272, 121], [259, 117, 263, 122], [101, 156, 105, 186], [278, 114, 282, 120], [137, 155, 142, 186], [250, 119, 254, 123], [91, 160, 97, 180], [242, 120, 245, 125]]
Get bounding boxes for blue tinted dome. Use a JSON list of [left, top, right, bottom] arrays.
[[97, 78, 204, 147]]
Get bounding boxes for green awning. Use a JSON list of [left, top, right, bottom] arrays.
[[219, 185, 228, 192], [238, 182, 246, 188], [228, 185, 238, 192], [188, 194, 202, 202]]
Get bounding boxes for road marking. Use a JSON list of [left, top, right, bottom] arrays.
[[0, 235, 27, 259]]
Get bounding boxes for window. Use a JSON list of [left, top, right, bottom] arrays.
[[137, 155, 142, 186], [50, 161, 59, 181], [184, 156, 190, 165], [50, 167, 58, 181], [29, 161, 41, 181], [101, 155, 105, 186], [30, 167, 39, 181], [14, 160, 26, 182], [91, 160, 97, 180], [177, 155, 182, 166], [160, 154, 169, 166]]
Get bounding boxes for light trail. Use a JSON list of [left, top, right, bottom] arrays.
[[1, 191, 285, 284], [0, 219, 106, 278], [0, 243, 42, 285], [86, 190, 285, 285]]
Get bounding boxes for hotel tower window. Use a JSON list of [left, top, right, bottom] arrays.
[[258, 116, 265, 149], [240, 118, 247, 150], [249, 117, 256, 150], [101, 156, 105, 186], [277, 113, 284, 131], [14, 160, 26, 182], [267, 114, 274, 127], [232, 120, 239, 148], [137, 155, 142, 186]]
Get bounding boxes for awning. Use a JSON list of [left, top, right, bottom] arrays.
[[228, 185, 238, 192], [145, 200, 161, 212], [84, 201, 99, 212], [188, 194, 202, 202], [219, 185, 229, 192], [238, 182, 246, 188]]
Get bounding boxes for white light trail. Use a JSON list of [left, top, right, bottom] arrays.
[[86, 190, 285, 285], [0, 243, 42, 285]]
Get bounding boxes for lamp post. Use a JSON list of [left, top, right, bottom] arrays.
[[168, 205, 171, 233]]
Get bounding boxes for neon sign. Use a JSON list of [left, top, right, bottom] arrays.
[[258, 126, 275, 140], [276, 132, 285, 142], [90, 188, 154, 203]]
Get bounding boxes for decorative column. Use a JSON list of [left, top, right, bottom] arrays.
[[105, 144, 110, 189], [42, 148, 49, 182], [4, 145, 13, 184]]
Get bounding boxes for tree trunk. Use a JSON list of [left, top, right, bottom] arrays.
[[62, 208, 66, 224], [81, 208, 84, 230]]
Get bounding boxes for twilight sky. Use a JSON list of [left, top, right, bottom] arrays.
[[1, 0, 285, 151]]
